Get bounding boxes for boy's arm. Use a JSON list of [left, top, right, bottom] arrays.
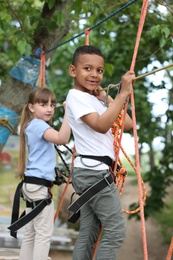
[[81, 70, 135, 133], [92, 83, 133, 132]]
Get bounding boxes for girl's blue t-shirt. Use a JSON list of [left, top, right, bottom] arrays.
[[24, 118, 56, 181]]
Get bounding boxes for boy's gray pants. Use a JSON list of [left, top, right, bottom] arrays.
[[71, 167, 126, 260]]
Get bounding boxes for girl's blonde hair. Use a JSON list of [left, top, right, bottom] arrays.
[[18, 88, 56, 178]]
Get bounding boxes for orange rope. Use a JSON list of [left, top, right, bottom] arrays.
[[39, 52, 46, 88], [85, 28, 90, 45], [117, 151, 147, 215], [92, 225, 103, 259], [166, 236, 173, 260], [129, 0, 148, 259], [112, 112, 147, 214], [54, 177, 71, 222], [112, 105, 128, 173], [92, 1, 148, 259]]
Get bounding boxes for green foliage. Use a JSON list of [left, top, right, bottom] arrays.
[[1, 0, 173, 231], [17, 40, 32, 55], [51, 11, 65, 30], [154, 198, 173, 244], [150, 24, 171, 48]]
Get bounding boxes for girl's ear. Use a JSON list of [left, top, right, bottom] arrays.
[[28, 103, 34, 113], [69, 64, 76, 77]]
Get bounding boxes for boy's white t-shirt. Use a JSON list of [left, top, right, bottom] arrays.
[[66, 89, 115, 170]]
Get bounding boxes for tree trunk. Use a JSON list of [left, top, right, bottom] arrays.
[[0, 0, 72, 152]]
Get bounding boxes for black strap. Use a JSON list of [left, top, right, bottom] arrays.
[[23, 176, 52, 187], [8, 176, 52, 238], [79, 155, 114, 168], [79, 155, 123, 173], [9, 181, 23, 238], [68, 173, 113, 223], [8, 197, 52, 237]]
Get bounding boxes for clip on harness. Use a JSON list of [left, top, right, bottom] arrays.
[[8, 176, 52, 238], [68, 155, 116, 223]]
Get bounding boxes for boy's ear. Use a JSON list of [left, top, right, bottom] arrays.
[[69, 64, 76, 77]]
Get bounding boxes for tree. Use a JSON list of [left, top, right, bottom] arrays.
[[0, 0, 173, 218]]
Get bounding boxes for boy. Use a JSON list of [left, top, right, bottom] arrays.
[[66, 45, 135, 260]]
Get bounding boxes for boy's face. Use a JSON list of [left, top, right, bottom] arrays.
[[69, 53, 104, 93]]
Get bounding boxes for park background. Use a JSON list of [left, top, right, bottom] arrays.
[[0, 0, 173, 259]]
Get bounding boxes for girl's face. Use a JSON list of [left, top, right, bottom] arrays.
[[69, 54, 104, 93], [28, 97, 55, 122]]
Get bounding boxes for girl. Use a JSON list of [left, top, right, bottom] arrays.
[[18, 87, 70, 260]]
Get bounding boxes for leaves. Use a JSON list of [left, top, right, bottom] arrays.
[[150, 24, 171, 47], [17, 40, 32, 55]]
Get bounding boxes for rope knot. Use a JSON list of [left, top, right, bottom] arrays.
[[0, 118, 9, 126], [117, 167, 127, 176], [0, 118, 14, 133]]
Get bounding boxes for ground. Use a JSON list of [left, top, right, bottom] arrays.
[[49, 176, 171, 260]]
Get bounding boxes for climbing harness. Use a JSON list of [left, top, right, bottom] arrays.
[[67, 154, 128, 223], [8, 176, 53, 238], [8, 144, 72, 238], [68, 171, 114, 223], [68, 154, 115, 223]]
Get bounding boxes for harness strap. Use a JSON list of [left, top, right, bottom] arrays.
[[9, 181, 23, 238], [8, 196, 52, 237], [23, 176, 53, 187], [8, 176, 53, 238], [79, 155, 114, 168], [68, 172, 114, 223]]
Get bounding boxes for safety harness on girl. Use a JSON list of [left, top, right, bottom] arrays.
[[8, 176, 53, 238], [8, 145, 70, 238], [68, 155, 124, 223]]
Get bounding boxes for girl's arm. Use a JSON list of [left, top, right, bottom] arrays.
[[43, 111, 71, 145]]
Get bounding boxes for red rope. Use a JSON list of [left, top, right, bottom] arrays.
[[54, 146, 76, 223], [39, 52, 46, 88], [129, 1, 148, 260], [166, 236, 173, 260], [53, 177, 71, 222], [92, 1, 148, 259]]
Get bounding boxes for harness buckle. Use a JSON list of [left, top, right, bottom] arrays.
[[104, 173, 112, 186], [32, 201, 36, 208], [45, 196, 51, 205]]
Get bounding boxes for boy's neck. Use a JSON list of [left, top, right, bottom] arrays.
[[73, 85, 93, 94]]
